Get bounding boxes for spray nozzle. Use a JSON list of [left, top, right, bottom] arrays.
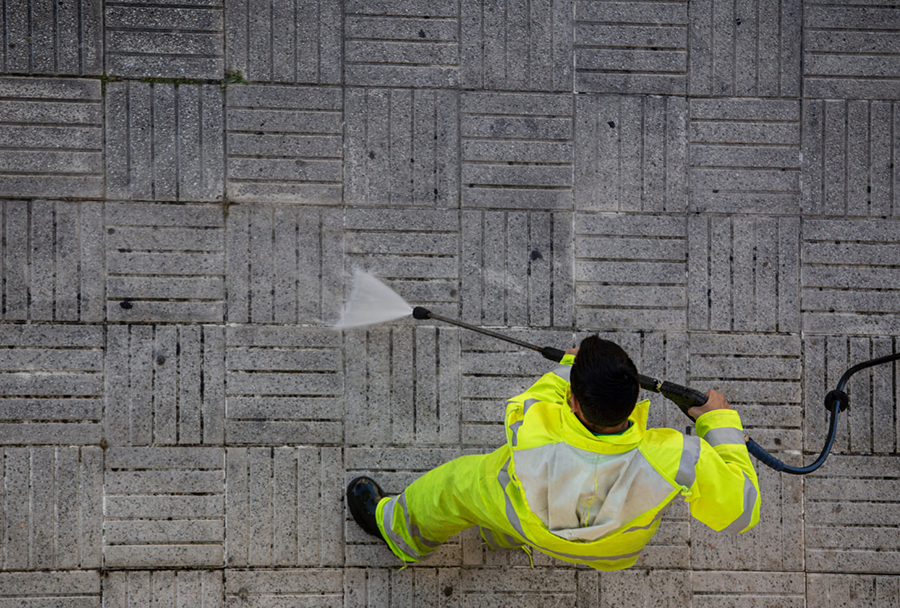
[[412, 307, 432, 320]]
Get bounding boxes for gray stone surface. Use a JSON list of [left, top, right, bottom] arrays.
[[344, 0, 459, 88], [104, 571, 222, 608], [574, 213, 687, 330], [104, 447, 225, 568], [688, 215, 800, 333], [345, 208, 459, 313], [105, 202, 226, 323], [0, 0, 102, 76], [461, 92, 574, 209], [804, 2, 900, 99], [802, 100, 900, 218], [460, 0, 572, 92], [805, 456, 900, 574], [345, 324, 460, 446], [226, 448, 342, 566], [575, 0, 689, 95], [106, 82, 225, 202], [105, 0, 224, 79], [690, 98, 801, 214], [801, 220, 900, 335], [226, 326, 343, 445], [689, 0, 802, 98], [694, 572, 805, 607], [106, 325, 225, 446], [807, 574, 900, 607], [227, 204, 343, 324], [226, 85, 343, 204], [0, 571, 100, 607], [0, 447, 102, 569], [345, 88, 459, 207], [0, 77, 102, 198], [0, 200, 104, 322], [461, 209, 573, 328], [576, 95, 687, 213], [0, 325, 104, 444], [0, 1, 899, 604], [225, 0, 341, 84]]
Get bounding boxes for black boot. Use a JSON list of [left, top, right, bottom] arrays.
[[347, 476, 387, 541]]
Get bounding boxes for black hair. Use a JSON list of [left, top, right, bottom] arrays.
[[569, 336, 640, 427]]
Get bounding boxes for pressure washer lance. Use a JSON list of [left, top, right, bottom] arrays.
[[411, 306, 900, 475]]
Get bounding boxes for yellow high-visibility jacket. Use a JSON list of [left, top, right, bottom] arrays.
[[501, 355, 761, 569]]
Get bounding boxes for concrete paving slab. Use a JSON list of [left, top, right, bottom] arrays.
[[226, 85, 343, 204], [576, 95, 687, 213], [802, 100, 900, 218], [225, 326, 342, 445], [461, 92, 574, 209], [0, 447, 101, 569], [688, 215, 800, 333], [461, 210, 573, 328], [105, 325, 224, 446], [226, 205, 343, 324], [575, 1, 688, 95], [225, 0, 341, 85], [0, 200, 104, 322], [105, 1, 224, 79], [0, 0, 102, 76], [0, 77, 102, 198], [575, 213, 687, 330], [105, 82, 225, 202], [689, 98, 801, 214], [804, 2, 900, 99], [226, 448, 342, 567], [105, 202, 226, 323], [344, 0, 459, 88], [104, 571, 222, 608], [104, 447, 225, 569], [689, 0, 801, 98], [345, 88, 459, 207], [345, 325, 460, 446], [0, 571, 100, 606], [460, 0, 572, 92], [802, 219, 900, 335]]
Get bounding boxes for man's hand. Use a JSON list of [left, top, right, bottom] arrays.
[[565, 348, 579, 356], [687, 390, 732, 420]]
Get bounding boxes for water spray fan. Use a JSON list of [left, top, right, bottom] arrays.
[[337, 271, 900, 475]]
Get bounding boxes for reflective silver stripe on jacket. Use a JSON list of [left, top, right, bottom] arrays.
[[481, 527, 500, 550], [398, 492, 442, 549], [703, 427, 745, 448], [381, 495, 422, 559], [675, 435, 701, 488], [509, 399, 541, 446], [509, 420, 524, 447], [723, 472, 757, 534], [497, 459, 642, 563], [523, 398, 540, 414], [554, 365, 571, 382]]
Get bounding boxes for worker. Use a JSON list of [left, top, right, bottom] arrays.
[[347, 336, 761, 570]]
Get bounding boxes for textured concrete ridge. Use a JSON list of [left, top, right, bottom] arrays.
[[1, 0, 900, 605]]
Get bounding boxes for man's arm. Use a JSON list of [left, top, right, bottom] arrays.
[[683, 391, 762, 534]]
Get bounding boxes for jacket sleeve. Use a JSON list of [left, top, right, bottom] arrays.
[[683, 409, 761, 534], [507, 354, 576, 407]]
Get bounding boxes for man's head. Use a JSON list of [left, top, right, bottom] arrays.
[[569, 336, 640, 428]]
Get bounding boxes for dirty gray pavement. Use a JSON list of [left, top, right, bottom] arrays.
[[1, 0, 899, 605]]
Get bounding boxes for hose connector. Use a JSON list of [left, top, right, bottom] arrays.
[[824, 389, 849, 413]]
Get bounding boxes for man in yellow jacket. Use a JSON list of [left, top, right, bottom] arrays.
[[347, 336, 761, 570]]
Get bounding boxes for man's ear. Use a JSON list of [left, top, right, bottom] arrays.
[[569, 392, 580, 415]]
